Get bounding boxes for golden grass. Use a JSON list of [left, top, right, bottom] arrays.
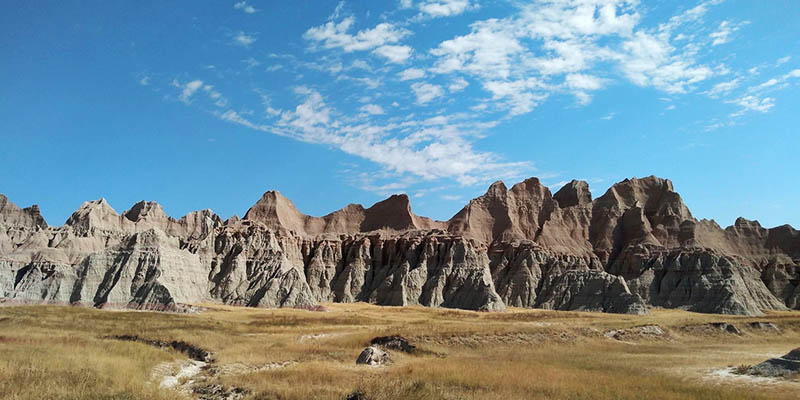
[[1, 303, 799, 399]]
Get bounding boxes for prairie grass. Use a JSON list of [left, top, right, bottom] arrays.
[[1, 303, 799, 399]]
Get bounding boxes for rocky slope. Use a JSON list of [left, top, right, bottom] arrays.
[[1, 176, 797, 315]]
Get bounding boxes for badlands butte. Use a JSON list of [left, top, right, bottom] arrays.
[[1, 176, 799, 316]]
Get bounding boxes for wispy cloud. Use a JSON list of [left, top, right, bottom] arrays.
[[418, 0, 477, 18], [727, 95, 775, 117], [175, 79, 203, 103], [399, 67, 426, 80], [360, 104, 385, 115], [449, 77, 469, 92], [304, 17, 409, 52], [233, 1, 256, 14], [234, 31, 256, 46], [213, 86, 529, 186], [706, 77, 741, 98], [161, 1, 791, 195], [710, 20, 743, 46], [411, 82, 444, 104], [373, 45, 413, 63], [440, 194, 463, 201]]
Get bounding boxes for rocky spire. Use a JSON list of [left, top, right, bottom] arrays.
[[0, 194, 47, 229]]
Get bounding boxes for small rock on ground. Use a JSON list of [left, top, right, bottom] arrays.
[[748, 322, 780, 332], [356, 346, 389, 366], [370, 336, 416, 353]]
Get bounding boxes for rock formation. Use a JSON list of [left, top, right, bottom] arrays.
[[1, 176, 798, 315], [746, 348, 800, 377]]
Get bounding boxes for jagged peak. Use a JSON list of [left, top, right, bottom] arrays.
[[509, 177, 549, 197], [734, 217, 762, 229], [123, 200, 169, 222], [70, 198, 118, 216], [180, 208, 218, 220], [361, 193, 418, 232], [597, 175, 685, 212], [553, 180, 591, 208], [243, 190, 304, 222], [0, 193, 48, 228], [63, 197, 129, 232], [486, 180, 507, 195], [368, 193, 411, 210]]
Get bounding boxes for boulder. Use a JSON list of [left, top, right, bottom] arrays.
[[356, 346, 389, 366]]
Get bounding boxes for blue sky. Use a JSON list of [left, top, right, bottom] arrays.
[[1, 0, 799, 228]]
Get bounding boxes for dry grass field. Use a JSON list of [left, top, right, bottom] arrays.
[[1, 303, 799, 400]]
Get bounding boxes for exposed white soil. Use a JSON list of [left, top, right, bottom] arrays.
[[298, 332, 348, 342], [705, 367, 799, 386], [215, 360, 297, 375], [152, 359, 207, 390]]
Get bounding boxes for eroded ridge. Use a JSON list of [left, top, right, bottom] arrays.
[[1, 176, 798, 315]]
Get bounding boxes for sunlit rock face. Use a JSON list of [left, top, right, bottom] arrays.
[[1, 175, 797, 315]]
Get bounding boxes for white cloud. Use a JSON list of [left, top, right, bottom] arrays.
[[430, 18, 524, 80], [448, 77, 469, 92], [483, 78, 547, 116], [399, 68, 426, 80], [373, 45, 412, 63], [619, 31, 713, 93], [411, 82, 444, 104], [777, 56, 791, 66], [440, 194, 463, 201], [564, 73, 604, 102], [178, 80, 203, 103], [235, 32, 256, 46], [139, 76, 150, 86], [171, 0, 782, 196], [233, 1, 256, 14], [755, 78, 779, 89], [426, 0, 717, 115], [304, 17, 410, 52], [360, 104, 385, 115], [728, 95, 775, 117], [565, 73, 604, 91], [278, 87, 331, 134], [218, 89, 529, 186], [706, 77, 740, 98], [710, 20, 740, 46], [419, 0, 475, 18]]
